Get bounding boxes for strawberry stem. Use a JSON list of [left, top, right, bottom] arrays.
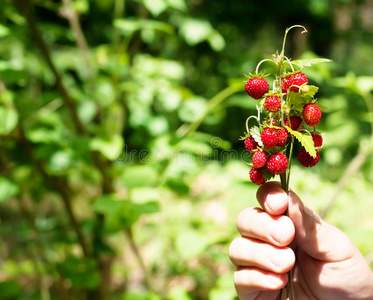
[[280, 25, 308, 57], [255, 58, 276, 74]]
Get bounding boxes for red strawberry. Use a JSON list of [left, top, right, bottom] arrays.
[[267, 152, 288, 175], [261, 127, 278, 149], [282, 72, 308, 94], [276, 128, 288, 146], [284, 116, 303, 134], [264, 96, 281, 112], [298, 147, 320, 167], [245, 77, 269, 99], [249, 167, 266, 185], [303, 103, 322, 127], [252, 149, 267, 168], [311, 132, 323, 148], [244, 136, 258, 154]]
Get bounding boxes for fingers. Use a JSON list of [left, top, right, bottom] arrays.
[[237, 207, 295, 247], [256, 182, 288, 216], [229, 237, 295, 273], [257, 182, 357, 262], [287, 189, 356, 261], [229, 205, 295, 298], [234, 267, 287, 298]]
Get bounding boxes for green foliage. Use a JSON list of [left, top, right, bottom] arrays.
[[0, 0, 372, 299]]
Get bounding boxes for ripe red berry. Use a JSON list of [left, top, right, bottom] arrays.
[[261, 127, 278, 149], [311, 133, 323, 148], [282, 72, 308, 94], [284, 116, 303, 131], [244, 136, 258, 154], [252, 150, 267, 168], [303, 103, 322, 127], [276, 128, 288, 146], [249, 167, 266, 185], [266, 152, 288, 175], [298, 147, 320, 167], [264, 96, 281, 112], [245, 77, 269, 100]]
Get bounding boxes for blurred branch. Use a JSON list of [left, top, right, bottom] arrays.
[[124, 228, 152, 291], [15, 123, 91, 258], [177, 84, 241, 138], [14, 0, 87, 135], [60, 0, 93, 78]]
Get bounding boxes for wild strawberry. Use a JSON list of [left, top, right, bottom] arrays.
[[276, 128, 288, 146], [252, 149, 267, 168], [303, 103, 322, 127], [284, 116, 303, 134], [249, 167, 266, 185], [266, 152, 288, 175], [245, 77, 269, 99], [244, 136, 258, 154], [264, 96, 281, 112], [298, 147, 320, 167], [311, 132, 323, 148], [261, 127, 278, 149], [282, 72, 308, 93]]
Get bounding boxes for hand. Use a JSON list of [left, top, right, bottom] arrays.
[[229, 181, 373, 299]]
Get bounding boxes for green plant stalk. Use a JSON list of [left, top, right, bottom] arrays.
[[181, 84, 240, 138]]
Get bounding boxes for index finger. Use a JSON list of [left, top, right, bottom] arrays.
[[256, 182, 288, 216]]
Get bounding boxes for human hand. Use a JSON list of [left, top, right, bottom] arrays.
[[229, 181, 373, 299]]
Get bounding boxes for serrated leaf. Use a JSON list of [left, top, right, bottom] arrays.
[[292, 58, 332, 68], [249, 126, 263, 147], [285, 126, 316, 157], [302, 85, 319, 99], [287, 92, 305, 107], [316, 102, 328, 110]]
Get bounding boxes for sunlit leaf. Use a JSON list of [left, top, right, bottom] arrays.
[[292, 58, 332, 67], [0, 177, 19, 202], [285, 126, 316, 157], [249, 126, 263, 147], [0, 107, 18, 135]]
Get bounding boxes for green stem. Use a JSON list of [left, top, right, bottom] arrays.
[[281, 25, 308, 56], [178, 84, 240, 138]]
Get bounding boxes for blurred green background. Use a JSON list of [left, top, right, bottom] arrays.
[[0, 0, 373, 299]]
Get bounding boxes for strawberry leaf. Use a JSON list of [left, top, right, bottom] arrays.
[[262, 168, 275, 181], [285, 126, 316, 157], [316, 102, 328, 110], [292, 58, 332, 67], [249, 126, 263, 147], [301, 85, 319, 100]]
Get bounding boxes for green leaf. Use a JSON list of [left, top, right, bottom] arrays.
[[0, 25, 10, 38], [301, 85, 319, 99], [0, 280, 22, 298], [122, 165, 159, 188], [249, 126, 263, 147], [0, 107, 18, 136], [175, 230, 209, 259], [292, 58, 332, 67], [0, 177, 20, 202], [143, 0, 167, 16], [285, 126, 316, 157], [262, 168, 275, 181], [89, 134, 124, 161], [57, 256, 100, 289]]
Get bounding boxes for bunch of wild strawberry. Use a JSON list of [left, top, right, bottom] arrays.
[[242, 26, 330, 188]]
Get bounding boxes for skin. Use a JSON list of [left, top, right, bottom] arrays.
[[229, 182, 373, 300]]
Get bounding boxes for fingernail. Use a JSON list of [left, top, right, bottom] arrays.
[[266, 188, 288, 211]]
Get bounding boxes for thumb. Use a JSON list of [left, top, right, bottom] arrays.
[[287, 189, 355, 262]]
